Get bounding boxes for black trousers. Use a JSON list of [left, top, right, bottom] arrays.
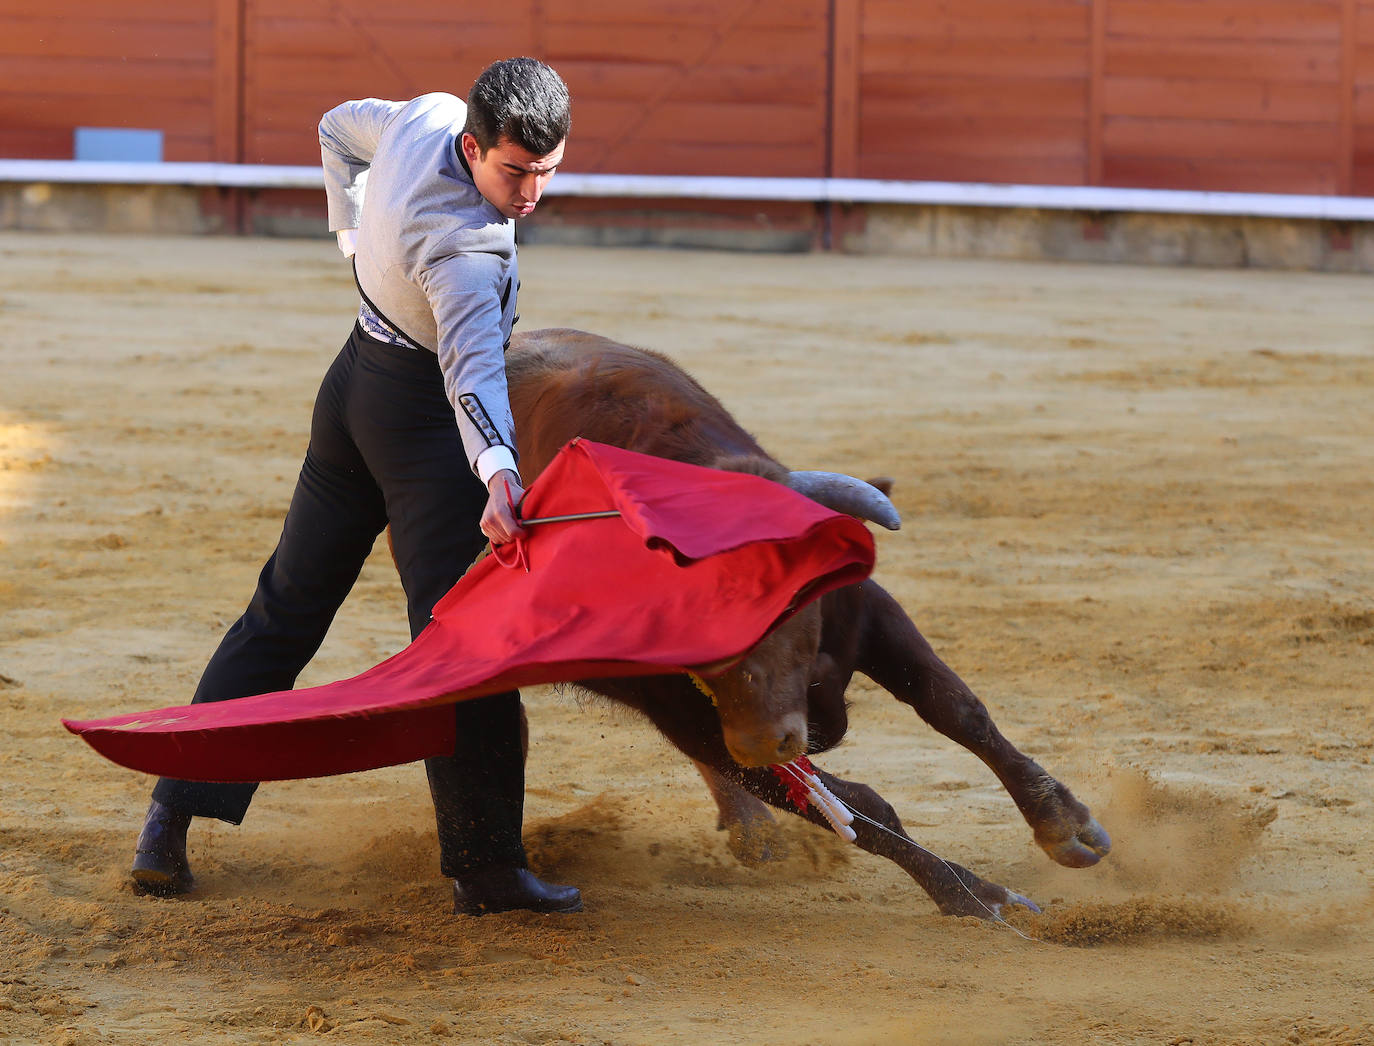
[[152, 326, 527, 877]]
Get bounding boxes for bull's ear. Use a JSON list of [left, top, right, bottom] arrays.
[[866, 476, 895, 497]]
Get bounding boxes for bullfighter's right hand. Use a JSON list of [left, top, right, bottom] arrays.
[[480, 469, 527, 545]]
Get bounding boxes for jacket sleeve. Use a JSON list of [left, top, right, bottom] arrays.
[[318, 98, 406, 232], [419, 251, 519, 476]]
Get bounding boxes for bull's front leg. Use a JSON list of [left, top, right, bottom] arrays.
[[692, 760, 785, 867], [720, 761, 1038, 918], [849, 580, 1111, 869]]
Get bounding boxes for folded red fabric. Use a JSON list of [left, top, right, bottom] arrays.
[[63, 439, 875, 783]]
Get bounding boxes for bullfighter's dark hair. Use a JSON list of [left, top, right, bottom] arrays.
[[464, 57, 570, 156]]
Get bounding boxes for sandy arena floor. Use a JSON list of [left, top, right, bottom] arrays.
[[1, 233, 1371, 1045]]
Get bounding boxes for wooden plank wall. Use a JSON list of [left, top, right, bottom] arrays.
[[0, 0, 219, 161], [243, 1, 529, 165], [1356, 1, 1374, 193], [4, 0, 1374, 197], [243, 0, 829, 176], [535, 0, 829, 177], [1098, 0, 1348, 193], [854, 0, 1093, 185]]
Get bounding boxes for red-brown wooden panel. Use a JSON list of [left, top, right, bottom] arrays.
[[253, 93, 826, 153], [0, 127, 75, 159], [861, 113, 1087, 161], [526, 195, 817, 228], [857, 107, 1082, 149], [250, 126, 822, 177], [1107, 1, 1342, 43], [1106, 38, 1341, 82], [0, 0, 209, 21], [0, 3, 215, 160], [250, 18, 529, 59], [241, 0, 829, 174], [863, 0, 1091, 41], [0, 121, 215, 162], [3, 94, 214, 134], [1104, 76, 1343, 123], [541, 23, 823, 66], [540, 0, 821, 30], [570, 100, 823, 148], [248, 56, 495, 101], [587, 140, 823, 178], [246, 127, 326, 166], [160, 135, 215, 163], [1353, 124, 1374, 192], [1097, 1, 1347, 196], [255, 0, 534, 21], [1, 0, 1368, 201], [552, 60, 821, 104], [831, 0, 859, 178], [1354, 84, 1374, 122], [862, 36, 1090, 79], [1104, 154, 1340, 193], [1351, 42, 1374, 86], [0, 19, 213, 60], [862, 77, 1087, 120], [1103, 116, 1340, 162], [0, 57, 213, 99], [854, 0, 1090, 186], [861, 150, 1088, 185]]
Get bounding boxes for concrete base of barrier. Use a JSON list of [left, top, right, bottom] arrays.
[[849, 203, 1374, 273], [4, 180, 1374, 273], [0, 182, 224, 234]]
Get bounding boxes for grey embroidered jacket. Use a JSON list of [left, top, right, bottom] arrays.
[[319, 92, 519, 478]]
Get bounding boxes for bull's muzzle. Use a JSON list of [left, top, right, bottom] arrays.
[[720, 711, 809, 768]]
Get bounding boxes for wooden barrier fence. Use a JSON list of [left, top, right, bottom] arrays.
[[4, 0, 1374, 196]]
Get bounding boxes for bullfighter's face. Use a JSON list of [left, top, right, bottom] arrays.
[[462, 132, 565, 220]]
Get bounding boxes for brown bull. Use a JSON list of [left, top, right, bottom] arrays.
[[505, 328, 1111, 918]]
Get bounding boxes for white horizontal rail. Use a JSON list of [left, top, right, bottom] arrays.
[[0, 159, 324, 188], [4, 159, 1374, 222]]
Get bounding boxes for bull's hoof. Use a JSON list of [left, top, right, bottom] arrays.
[[1023, 775, 1112, 869], [725, 814, 787, 867], [1036, 815, 1112, 869], [934, 863, 1041, 919]]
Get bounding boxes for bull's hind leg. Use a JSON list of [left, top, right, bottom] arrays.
[[721, 762, 1038, 918], [851, 580, 1111, 868]]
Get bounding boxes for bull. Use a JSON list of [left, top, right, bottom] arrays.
[[504, 328, 1111, 918]]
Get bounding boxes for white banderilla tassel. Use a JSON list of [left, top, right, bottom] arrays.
[[785, 761, 857, 843]]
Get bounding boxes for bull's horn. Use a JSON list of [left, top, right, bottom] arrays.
[[786, 471, 901, 531]]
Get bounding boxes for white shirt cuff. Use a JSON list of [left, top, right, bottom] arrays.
[[475, 445, 519, 487], [336, 229, 358, 258]]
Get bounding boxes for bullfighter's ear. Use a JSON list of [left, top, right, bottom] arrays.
[[866, 476, 895, 497]]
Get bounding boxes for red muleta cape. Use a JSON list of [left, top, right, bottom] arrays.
[[64, 439, 875, 782]]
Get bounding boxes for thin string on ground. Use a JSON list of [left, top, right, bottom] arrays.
[[777, 762, 1044, 945]]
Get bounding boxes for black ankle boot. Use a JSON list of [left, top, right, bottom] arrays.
[[131, 799, 194, 897], [452, 867, 582, 916]]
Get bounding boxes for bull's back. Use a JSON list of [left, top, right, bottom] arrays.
[[506, 328, 770, 481]]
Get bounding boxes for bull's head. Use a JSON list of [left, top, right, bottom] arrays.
[[693, 602, 822, 767], [691, 457, 901, 767]]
